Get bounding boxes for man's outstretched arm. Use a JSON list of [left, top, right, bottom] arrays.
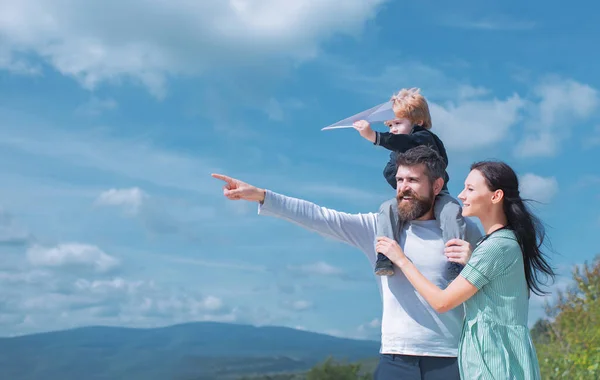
[[211, 173, 377, 255]]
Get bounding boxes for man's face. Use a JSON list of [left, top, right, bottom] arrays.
[[395, 164, 436, 221], [384, 118, 412, 135]]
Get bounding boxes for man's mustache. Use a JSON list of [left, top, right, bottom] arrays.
[[397, 189, 418, 199]]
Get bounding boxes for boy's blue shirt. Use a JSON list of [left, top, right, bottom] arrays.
[[376, 125, 450, 190]]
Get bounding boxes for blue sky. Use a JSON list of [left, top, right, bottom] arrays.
[[0, 0, 599, 339]]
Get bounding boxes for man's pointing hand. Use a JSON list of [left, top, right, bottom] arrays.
[[211, 173, 266, 203]]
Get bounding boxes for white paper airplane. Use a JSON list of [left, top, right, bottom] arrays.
[[322, 100, 395, 131], [321, 125, 355, 130]]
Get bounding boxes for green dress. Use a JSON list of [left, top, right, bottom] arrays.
[[458, 228, 541, 379]]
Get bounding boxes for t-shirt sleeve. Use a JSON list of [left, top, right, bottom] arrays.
[[460, 238, 519, 289]]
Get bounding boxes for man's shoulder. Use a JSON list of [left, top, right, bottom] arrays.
[[464, 218, 483, 244]]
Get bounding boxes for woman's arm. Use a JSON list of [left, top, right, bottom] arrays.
[[396, 258, 477, 313], [376, 236, 478, 313]]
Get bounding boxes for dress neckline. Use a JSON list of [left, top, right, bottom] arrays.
[[476, 225, 511, 247]]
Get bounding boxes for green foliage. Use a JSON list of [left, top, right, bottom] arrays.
[[533, 255, 600, 379], [238, 374, 302, 380], [240, 357, 374, 380], [305, 357, 372, 380]]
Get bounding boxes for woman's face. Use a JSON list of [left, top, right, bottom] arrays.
[[457, 169, 495, 218]]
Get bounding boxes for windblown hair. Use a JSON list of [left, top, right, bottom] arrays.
[[390, 88, 432, 129], [471, 161, 555, 296], [395, 146, 445, 184]]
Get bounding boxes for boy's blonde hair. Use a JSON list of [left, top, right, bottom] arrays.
[[390, 88, 432, 129]]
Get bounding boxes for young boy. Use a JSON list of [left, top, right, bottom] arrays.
[[353, 88, 466, 277]]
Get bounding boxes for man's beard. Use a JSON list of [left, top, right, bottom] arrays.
[[396, 188, 435, 221]]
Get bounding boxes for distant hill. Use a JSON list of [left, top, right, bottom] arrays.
[[0, 322, 380, 380]]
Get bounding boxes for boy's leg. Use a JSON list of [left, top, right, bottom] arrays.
[[375, 198, 398, 276], [434, 192, 467, 278]]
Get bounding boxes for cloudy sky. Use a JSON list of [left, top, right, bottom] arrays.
[[1, 0, 599, 339]]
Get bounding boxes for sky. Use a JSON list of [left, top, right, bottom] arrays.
[[0, 0, 599, 340]]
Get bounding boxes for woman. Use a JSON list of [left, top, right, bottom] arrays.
[[376, 161, 555, 379]]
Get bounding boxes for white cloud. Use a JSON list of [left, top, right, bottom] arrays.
[[457, 85, 490, 100], [288, 300, 313, 311], [0, 270, 52, 285], [0, 265, 239, 335], [442, 18, 536, 31], [0, 0, 387, 96], [352, 317, 381, 339], [264, 98, 305, 122], [515, 78, 599, 157], [519, 174, 559, 204], [357, 318, 380, 332], [26, 243, 120, 273], [201, 296, 225, 311], [75, 97, 118, 116], [0, 208, 30, 245], [266, 98, 284, 121], [516, 132, 556, 157], [584, 125, 600, 149], [74, 278, 144, 295], [431, 94, 525, 151], [535, 79, 598, 126], [0, 47, 41, 75], [96, 187, 146, 215], [289, 261, 344, 276]]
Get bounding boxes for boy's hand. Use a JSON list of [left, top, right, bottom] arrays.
[[353, 120, 376, 143]]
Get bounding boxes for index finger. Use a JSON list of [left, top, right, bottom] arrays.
[[211, 173, 235, 185]]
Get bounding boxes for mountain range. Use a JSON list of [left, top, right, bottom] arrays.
[[0, 322, 380, 380]]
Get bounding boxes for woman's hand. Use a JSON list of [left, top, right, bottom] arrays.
[[444, 239, 473, 266], [376, 237, 408, 266]]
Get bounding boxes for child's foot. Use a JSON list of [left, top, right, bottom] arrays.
[[375, 266, 394, 276], [375, 254, 394, 276]]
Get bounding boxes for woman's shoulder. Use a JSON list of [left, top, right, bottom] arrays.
[[476, 229, 521, 255]]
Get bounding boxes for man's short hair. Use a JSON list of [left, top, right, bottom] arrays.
[[395, 146, 445, 184]]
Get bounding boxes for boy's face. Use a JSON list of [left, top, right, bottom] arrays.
[[384, 118, 413, 135]]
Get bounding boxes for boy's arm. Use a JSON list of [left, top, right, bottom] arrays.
[[375, 130, 432, 152], [352, 120, 377, 142]]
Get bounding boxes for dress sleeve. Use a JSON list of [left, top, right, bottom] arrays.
[[460, 238, 520, 289]]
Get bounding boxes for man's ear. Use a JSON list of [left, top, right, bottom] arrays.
[[433, 177, 444, 196], [416, 120, 424, 126]]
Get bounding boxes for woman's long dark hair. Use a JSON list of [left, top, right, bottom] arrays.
[[471, 161, 555, 296]]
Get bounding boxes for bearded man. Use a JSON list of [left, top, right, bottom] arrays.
[[212, 146, 482, 380]]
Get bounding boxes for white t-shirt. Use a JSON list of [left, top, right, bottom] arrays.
[[259, 190, 482, 357]]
